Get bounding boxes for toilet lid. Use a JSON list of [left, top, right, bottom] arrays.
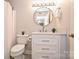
[[11, 44, 25, 53]]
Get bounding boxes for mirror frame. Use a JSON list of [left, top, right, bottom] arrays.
[[33, 7, 54, 27]]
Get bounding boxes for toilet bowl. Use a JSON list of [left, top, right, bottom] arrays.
[[11, 35, 28, 59]]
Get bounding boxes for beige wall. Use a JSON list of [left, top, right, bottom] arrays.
[[11, 0, 39, 35], [11, 0, 73, 34]]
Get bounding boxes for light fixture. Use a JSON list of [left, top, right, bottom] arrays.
[[55, 7, 62, 20], [53, 0, 64, 6]]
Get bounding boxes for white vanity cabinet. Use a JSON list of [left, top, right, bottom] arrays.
[[32, 32, 67, 59]]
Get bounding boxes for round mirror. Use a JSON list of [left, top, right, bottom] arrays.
[[33, 7, 53, 26]]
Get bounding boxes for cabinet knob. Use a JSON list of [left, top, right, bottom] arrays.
[[69, 33, 74, 38]]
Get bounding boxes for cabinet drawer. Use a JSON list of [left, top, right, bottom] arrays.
[[32, 53, 59, 59], [32, 38, 59, 45], [32, 44, 59, 53], [32, 35, 60, 45]]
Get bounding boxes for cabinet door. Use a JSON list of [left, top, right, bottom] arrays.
[[59, 35, 67, 59]]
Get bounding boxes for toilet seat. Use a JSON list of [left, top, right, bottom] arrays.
[[11, 44, 25, 53], [11, 44, 25, 57]]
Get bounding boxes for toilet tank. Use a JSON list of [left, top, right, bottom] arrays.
[[16, 35, 29, 44]]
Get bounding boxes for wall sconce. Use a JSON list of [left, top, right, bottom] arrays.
[[55, 7, 62, 20]]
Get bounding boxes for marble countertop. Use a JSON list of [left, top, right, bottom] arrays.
[[32, 32, 67, 35]]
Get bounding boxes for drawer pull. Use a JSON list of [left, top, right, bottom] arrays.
[[41, 48, 49, 50], [41, 56, 49, 58], [42, 40, 50, 42]]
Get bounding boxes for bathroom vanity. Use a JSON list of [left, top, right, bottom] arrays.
[[32, 32, 67, 59]]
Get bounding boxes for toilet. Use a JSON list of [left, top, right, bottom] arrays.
[[11, 35, 28, 59]]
